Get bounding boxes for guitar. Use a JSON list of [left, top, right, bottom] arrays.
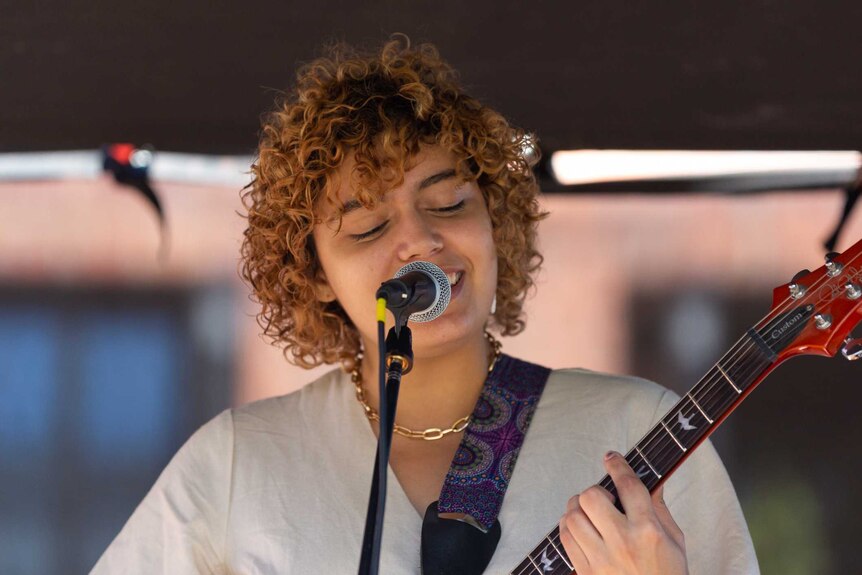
[[509, 237, 862, 575]]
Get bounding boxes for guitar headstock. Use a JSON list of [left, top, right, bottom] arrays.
[[765, 237, 862, 362]]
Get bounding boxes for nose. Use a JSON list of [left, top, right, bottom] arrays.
[[394, 208, 443, 262]]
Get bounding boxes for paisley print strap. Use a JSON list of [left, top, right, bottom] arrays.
[[436, 354, 551, 531]]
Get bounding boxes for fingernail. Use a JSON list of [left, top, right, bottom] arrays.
[[604, 451, 619, 461]]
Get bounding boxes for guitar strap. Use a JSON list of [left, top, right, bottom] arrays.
[[421, 354, 551, 575]]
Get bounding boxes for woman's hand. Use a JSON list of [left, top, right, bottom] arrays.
[[558, 451, 689, 575]]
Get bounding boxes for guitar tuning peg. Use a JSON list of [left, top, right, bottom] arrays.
[[792, 269, 811, 283], [789, 269, 811, 299], [825, 253, 845, 277], [842, 337, 862, 361]]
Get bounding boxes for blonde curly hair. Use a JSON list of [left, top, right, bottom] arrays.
[[240, 36, 546, 368]]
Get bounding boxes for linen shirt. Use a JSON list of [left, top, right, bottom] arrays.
[[91, 366, 760, 574]]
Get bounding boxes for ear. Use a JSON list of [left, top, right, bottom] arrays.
[[312, 270, 337, 303]]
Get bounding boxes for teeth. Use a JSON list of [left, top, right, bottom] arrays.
[[446, 271, 462, 286]]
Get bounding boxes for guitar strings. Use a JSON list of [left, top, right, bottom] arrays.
[[534, 318, 787, 573], [644, 247, 862, 475], [618, 250, 859, 527], [513, 330, 770, 574], [509, 249, 862, 575], [640, 338, 772, 478], [538, 307, 804, 571], [510, 338, 768, 575], [609, 247, 862, 492], [514, 340, 808, 571], [520, 340, 770, 575]]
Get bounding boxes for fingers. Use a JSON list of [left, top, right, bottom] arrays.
[[651, 484, 686, 549], [559, 515, 589, 572], [604, 451, 653, 519], [567, 485, 614, 511], [561, 493, 607, 560], [559, 453, 689, 573]]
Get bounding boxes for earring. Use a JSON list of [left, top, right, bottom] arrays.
[[490, 295, 497, 315]]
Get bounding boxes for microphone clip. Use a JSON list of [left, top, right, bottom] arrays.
[[375, 278, 419, 335], [385, 326, 413, 375]]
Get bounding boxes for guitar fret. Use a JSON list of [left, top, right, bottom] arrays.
[[624, 450, 658, 489], [548, 537, 573, 571], [746, 327, 778, 362], [513, 557, 537, 575], [635, 446, 662, 478], [662, 398, 711, 456], [529, 538, 569, 574], [716, 363, 742, 393], [526, 554, 542, 573], [686, 392, 714, 423], [660, 420, 687, 452]]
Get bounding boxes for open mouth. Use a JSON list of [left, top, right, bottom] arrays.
[[446, 271, 463, 287]]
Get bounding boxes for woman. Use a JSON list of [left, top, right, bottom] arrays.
[[92, 37, 759, 574]]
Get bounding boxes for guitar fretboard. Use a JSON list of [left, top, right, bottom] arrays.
[[508, 313, 800, 575]]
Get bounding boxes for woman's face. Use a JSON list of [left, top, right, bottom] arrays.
[[311, 145, 498, 356]]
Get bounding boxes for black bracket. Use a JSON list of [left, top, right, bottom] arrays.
[[824, 169, 861, 252]]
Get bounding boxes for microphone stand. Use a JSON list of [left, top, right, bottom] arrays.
[[358, 261, 446, 575], [357, 324, 413, 575]]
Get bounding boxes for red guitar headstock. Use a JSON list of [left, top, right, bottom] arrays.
[[767, 237, 862, 362]]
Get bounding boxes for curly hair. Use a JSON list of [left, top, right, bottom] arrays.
[[240, 35, 546, 368]]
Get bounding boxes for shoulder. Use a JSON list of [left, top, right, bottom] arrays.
[[527, 366, 678, 449], [166, 367, 346, 451], [544, 367, 673, 414], [230, 366, 346, 429], [170, 367, 347, 461]]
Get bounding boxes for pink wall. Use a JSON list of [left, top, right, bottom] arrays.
[[1, 178, 859, 404]]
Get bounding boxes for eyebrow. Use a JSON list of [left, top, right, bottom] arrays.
[[337, 168, 459, 218]]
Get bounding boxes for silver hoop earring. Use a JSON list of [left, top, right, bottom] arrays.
[[490, 295, 497, 315]]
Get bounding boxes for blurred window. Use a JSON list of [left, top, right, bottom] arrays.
[[0, 308, 60, 458], [0, 286, 233, 575], [78, 310, 179, 469]]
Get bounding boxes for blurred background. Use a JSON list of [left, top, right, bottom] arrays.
[[2, 1, 862, 574]]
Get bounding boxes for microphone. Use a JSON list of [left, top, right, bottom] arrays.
[[375, 261, 451, 323]]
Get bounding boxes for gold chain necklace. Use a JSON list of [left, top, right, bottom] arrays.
[[352, 331, 502, 441]]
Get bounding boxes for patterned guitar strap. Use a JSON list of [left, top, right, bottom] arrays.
[[421, 354, 551, 575]]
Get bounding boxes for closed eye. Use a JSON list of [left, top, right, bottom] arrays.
[[433, 200, 466, 214], [349, 221, 388, 241], [349, 200, 464, 241]]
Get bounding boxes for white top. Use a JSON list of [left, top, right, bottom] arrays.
[[91, 365, 760, 574]]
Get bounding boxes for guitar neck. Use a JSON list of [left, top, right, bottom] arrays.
[[509, 303, 815, 574]]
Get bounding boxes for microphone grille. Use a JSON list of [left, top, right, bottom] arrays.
[[393, 261, 451, 322]]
